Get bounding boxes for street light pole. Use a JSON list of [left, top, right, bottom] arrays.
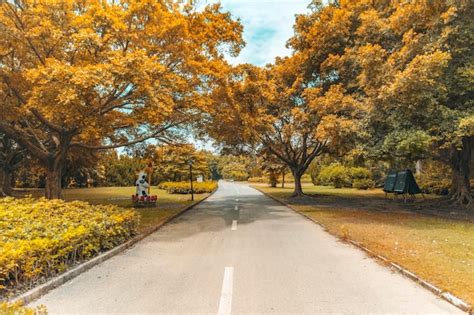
[[188, 159, 194, 201]]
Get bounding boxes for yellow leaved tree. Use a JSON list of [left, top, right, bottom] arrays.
[[208, 59, 362, 197], [0, 0, 243, 198]]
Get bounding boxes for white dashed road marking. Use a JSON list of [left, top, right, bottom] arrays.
[[217, 267, 234, 315], [231, 220, 237, 230]]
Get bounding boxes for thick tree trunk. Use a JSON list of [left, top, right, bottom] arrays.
[[1, 169, 13, 196], [449, 139, 472, 206], [45, 162, 63, 199], [291, 170, 304, 197]]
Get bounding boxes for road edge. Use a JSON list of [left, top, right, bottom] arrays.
[[252, 185, 472, 314], [12, 188, 217, 306]]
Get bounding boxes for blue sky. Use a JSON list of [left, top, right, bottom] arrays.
[[194, 1, 311, 151], [216, 0, 311, 66]]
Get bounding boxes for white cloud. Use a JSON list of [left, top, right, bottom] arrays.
[[216, 0, 310, 66]]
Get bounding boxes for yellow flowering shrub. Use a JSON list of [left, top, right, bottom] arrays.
[[157, 181, 217, 194], [0, 302, 47, 315], [0, 197, 139, 296]]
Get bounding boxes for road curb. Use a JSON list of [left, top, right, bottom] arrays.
[[252, 186, 472, 314], [12, 189, 217, 306]]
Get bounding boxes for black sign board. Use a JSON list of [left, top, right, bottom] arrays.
[[383, 171, 398, 193], [394, 171, 408, 193], [393, 169, 422, 195]]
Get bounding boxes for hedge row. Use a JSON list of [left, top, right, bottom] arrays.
[[0, 197, 139, 295], [0, 302, 46, 315], [157, 181, 217, 194]]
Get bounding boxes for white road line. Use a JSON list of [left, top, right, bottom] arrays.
[[234, 205, 239, 211], [217, 267, 234, 315], [231, 220, 237, 230]]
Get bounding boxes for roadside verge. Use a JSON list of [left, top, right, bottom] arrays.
[[12, 188, 217, 306], [252, 185, 472, 314]]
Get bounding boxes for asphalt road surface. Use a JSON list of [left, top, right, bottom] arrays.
[[33, 181, 462, 314]]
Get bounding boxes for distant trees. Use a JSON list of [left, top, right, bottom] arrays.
[[151, 144, 210, 182], [0, 134, 24, 195], [217, 155, 252, 181]]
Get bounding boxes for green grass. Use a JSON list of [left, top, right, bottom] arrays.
[[256, 184, 474, 307], [13, 186, 209, 233]]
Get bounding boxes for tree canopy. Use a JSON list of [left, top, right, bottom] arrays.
[[1, 0, 472, 206], [0, 0, 243, 198]]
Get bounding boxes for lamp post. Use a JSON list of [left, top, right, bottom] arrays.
[[188, 158, 194, 201], [145, 161, 154, 195]]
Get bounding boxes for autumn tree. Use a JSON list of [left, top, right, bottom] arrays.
[[258, 150, 288, 188], [378, 0, 473, 205], [98, 151, 144, 187], [216, 154, 252, 181], [0, 0, 243, 199], [62, 147, 101, 188], [209, 60, 361, 196], [151, 144, 210, 182], [290, 0, 473, 205]]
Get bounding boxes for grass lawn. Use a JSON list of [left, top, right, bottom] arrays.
[[13, 186, 209, 233], [255, 183, 474, 307]]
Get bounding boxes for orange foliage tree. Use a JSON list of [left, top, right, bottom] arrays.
[[208, 61, 362, 197], [0, 0, 243, 198]]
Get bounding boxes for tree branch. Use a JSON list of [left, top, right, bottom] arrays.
[[29, 108, 66, 133], [0, 121, 48, 161], [70, 121, 184, 151]]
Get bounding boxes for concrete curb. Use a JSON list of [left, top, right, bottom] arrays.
[[252, 186, 472, 314], [12, 189, 217, 306]]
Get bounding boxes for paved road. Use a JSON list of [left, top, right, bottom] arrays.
[[33, 181, 461, 314]]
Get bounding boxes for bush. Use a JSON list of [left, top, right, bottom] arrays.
[[416, 160, 451, 195], [248, 177, 267, 183], [418, 178, 450, 195], [353, 178, 376, 190], [317, 164, 351, 188], [0, 302, 47, 314], [158, 181, 217, 194], [317, 164, 372, 188], [223, 171, 249, 181], [349, 167, 372, 180], [0, 197, 139, 294]]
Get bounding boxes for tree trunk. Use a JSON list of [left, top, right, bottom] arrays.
[[45, 160, 64, 200], [269, 171, 277, 187], [291, 170, 304, 197], [1, 169, 13, 196], [416, 160, 423, 176], [282, 172, 285, 188], [449, 138, 472, 206]]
